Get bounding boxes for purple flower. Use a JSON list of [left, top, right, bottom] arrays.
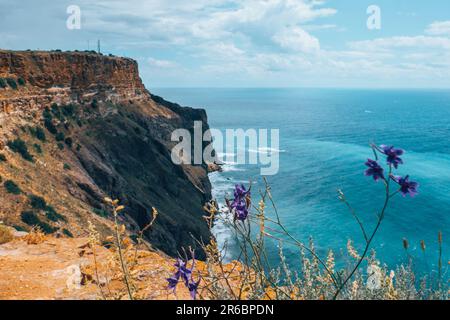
[[234, 184, 250, 199], [393, 175, 419, 197], [166, 256, 200, 299], [228, 184, 251, 221], [365, 159, 385, 181], [167, 276, 179, 291], [188, 279, 200, 300], [166, 259, 193, 291], [232, 200, 249, 221], [380, 145, 404, 169]]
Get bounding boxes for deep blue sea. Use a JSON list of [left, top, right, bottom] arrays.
[[153, 88, 450, 274]]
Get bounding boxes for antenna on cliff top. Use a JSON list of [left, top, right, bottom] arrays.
[[97, 39, 101, 54]]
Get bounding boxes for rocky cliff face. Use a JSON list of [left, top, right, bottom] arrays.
[[0, 50, 212, 258]]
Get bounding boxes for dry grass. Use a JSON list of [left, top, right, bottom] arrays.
[[23, 227, 47, 245], [0, 225, 14, 244]]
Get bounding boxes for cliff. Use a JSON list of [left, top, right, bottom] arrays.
[[0, 50, 212, 258]]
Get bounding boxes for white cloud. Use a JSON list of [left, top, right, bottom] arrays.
[[349, 36, 450, 52], [272, 27, 320, 53], [426, 21, 450, 36], [148, 57, 177, 68]]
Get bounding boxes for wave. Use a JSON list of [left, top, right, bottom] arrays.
[[248, 147, 286, 154]]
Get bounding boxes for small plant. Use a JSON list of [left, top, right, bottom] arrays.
[[20, 211, 56, 234], [57, 142, 65, 150], [29, 194, 47, 210], [33, 143, 43, 154], [30, 126, 46, 142], [0, 78, 6, 88], [91, 99, 99, 109], [63, 163, 71, 170], [44, 119, 58, 135], [0, 225, 14, 244], [104, 198, 134, 300], [93, 208, 109, 218], [61, 104, 75, 117], [43, 108, 53, 120], [45, 205, 67, 222], [55, 132, 65, 142], [63, 228, 74, 238], [23, 227, 47, 245], [64, 137, 73, 148], [167, 252, 200, 300], [20, 211, 40, 226], [4, 180, 22, 195], [17, 77, 26, 86], [7, 138, 34, 162], [6, 78, 17, 90], [0, 153, 6, 162]]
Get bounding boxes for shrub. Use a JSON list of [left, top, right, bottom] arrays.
[[13, 225, 26, 232], [45, 205, 66, 222], [17, 77, 26, 86], [55, 132, 65, 142], [64, 137, 73, 148], [20, 211, 40, 226], [20, 211, 56, 234], [63, 163, 71, 170], [0, 225, 14, 244], [91, 99, 99, 109], [4, 180, 22, 195], [93, 208, 109, 218], [0, 154, 6, 162], [57, 142, 64, 150], [6, 78, 17, 89], [43, 108, 53, 120], [44, 118, 58, 134], [33, 143, 43, 154], [0, 78, 6, 88], [61, 104, 75, 117], [30, 126, 46, 142], [29, 195, 47, 210], [7, 138, 34, 162], [62, 228, 73, 238]]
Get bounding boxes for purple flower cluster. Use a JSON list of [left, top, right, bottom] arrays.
[[364, 159, 385, 181], [228, 184, 251, 221], [167, 258, 200, 299], [393, 175, 419, 198], [365, 144, 419, 197], [380, 145, 404, 169]]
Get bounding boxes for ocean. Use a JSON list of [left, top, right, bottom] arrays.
[[153, 88, 450, 274]]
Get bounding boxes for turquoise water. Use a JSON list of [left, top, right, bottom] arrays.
[[153, 88, 450, 274]]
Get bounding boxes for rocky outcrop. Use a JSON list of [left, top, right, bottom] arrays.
[[0, 50, 212, 258]]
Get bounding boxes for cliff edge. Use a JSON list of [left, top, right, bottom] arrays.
[[0, 50, 212, 258]]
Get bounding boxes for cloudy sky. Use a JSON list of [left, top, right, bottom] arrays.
[[1, 0, 450, 88]]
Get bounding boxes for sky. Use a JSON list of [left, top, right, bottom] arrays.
[[1, 0, 450, 88]]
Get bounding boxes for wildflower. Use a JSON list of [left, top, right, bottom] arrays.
[[166, 256, 200, 300], [228, 184, 251, 221], [380, 145, 404, 169], [364, 159, 385, 181], [166, 259, 192, 291], [187, 279, 200, 300], [393, 175, 419, 197]]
